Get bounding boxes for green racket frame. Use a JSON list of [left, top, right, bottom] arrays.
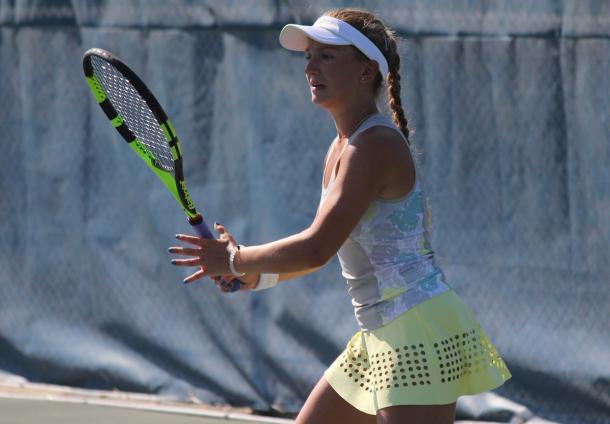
[[83, 48, 241, 291]]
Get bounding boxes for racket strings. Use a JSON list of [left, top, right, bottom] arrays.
[[90, 56, 175, 172]]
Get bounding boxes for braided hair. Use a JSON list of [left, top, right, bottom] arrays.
[[324, 9, 434, 230], [325, 8, 411, 144]]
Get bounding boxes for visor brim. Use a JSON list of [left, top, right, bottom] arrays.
[[279, 24, 352, 51]]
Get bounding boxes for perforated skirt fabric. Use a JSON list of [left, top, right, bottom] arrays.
[[324, 290, 511, 415]]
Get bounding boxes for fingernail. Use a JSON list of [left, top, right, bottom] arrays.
[[215, 222, 221, 226], [170, 259, 176, 265], [183, 279, 190, 285]]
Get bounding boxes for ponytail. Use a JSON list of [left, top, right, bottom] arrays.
[[325, 8, 412, 144], [384, 34, 411, 144]]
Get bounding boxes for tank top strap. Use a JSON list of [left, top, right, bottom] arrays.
[[347, 113, 408, 145], [350, 112, 417, 189], [322, 113, 409, 197]]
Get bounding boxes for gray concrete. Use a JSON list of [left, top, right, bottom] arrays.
[[0, 398, 293, 424]]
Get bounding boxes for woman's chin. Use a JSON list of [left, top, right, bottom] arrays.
[[311, 94, 332, 108]]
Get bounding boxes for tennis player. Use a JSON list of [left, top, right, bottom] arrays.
[[169, 8, 511, 423]]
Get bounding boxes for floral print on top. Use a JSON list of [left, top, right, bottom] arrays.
[[321, 113, 451, 331]]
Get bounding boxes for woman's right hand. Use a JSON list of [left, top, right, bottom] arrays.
[[212, 223, 260, 293]]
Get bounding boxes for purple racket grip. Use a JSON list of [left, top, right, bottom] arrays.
[[189, 216, 242, 292]]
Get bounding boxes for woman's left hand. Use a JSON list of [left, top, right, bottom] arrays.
[[168, 223, 237, 284]]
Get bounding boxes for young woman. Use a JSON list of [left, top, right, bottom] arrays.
[[169, 8, 511, 424]]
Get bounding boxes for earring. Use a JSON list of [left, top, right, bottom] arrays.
[[361, 76, 366, 81]]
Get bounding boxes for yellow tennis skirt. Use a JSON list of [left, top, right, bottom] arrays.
[[324, 290, 511, 415]]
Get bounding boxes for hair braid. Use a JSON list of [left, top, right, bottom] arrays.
[[325, 9, 412, 144], [385, 35, 411, 144], [323, 8, 431, 230]]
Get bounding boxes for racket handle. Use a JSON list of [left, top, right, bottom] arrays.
[[188, 215, 242, 292]]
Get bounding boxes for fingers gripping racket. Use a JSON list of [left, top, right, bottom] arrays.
[[83, 48, 241, 292]]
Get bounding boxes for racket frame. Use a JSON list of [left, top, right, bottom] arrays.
[[83, 48, 240, 288], [83, 49, 201, 225]]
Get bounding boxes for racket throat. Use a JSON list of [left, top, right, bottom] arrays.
[[188, 214, 203, 226]]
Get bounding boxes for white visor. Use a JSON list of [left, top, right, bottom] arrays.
[[279, 15, 389, 79]]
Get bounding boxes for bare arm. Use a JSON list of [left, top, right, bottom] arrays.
[[277, 266, 323, 282], [169, 127, 411, 283], [230, 266, 323, 291], [234, 127, 405, 274]]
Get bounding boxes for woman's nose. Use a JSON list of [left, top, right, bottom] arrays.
[[305, 58, 318, 76]]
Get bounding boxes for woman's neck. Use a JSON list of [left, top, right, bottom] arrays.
[[332, 103, 379, 140]]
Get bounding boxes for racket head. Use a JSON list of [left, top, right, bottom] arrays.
[[82, 48, 198, 219], [84, 48, 242, 292]]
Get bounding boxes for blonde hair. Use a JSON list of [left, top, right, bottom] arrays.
[[324, 8, 411, 145]]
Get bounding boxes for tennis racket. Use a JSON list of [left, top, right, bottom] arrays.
[[83, 48, 241, 292]]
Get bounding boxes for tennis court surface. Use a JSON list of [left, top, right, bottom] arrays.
[[0, 380, 293, 424], [0, 377, 560, 424]]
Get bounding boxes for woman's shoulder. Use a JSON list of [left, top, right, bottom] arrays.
[[348, 124, 409, 160], [346, 124, 415, 192]]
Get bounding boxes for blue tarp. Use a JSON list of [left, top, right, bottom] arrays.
[[0, 1, 608, 423]]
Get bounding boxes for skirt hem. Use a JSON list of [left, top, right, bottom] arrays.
[[323, 290, 512, 415]]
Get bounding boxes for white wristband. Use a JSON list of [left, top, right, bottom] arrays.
[[252, 273, 280, 291], [229, 245, 245, 277]]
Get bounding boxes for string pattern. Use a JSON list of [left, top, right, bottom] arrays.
[[90, 56, 174, 172]]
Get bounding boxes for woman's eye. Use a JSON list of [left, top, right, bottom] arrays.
[[304, 52, 333, 61]]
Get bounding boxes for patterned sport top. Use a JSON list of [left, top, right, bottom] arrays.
[[321, 113, 451, 331]]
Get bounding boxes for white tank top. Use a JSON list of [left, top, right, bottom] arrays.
[[320, 113, 451, 331]]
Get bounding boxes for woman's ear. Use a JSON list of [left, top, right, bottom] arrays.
[[360, 60, 380, 82]]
